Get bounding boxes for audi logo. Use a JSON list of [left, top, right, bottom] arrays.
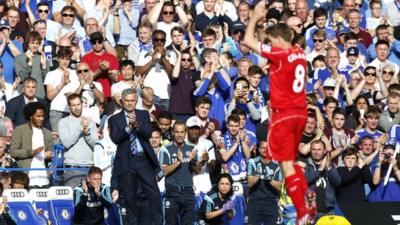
[[10, 192, 25, 198], [55, 189, 70, 195], [36, 192, 48, 198]]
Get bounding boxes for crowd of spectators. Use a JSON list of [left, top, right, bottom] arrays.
[[0, 0, 398, 224]]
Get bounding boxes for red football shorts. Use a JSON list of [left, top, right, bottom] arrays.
[[267, 108, 307, 162]]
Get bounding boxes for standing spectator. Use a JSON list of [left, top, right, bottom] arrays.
[[199, 173, 236, 225], [355, 107, 385, 142], [195, 0, 232, 32], [0, 19, 22, 85], [336, 148, 372, 202], [367, 24, 400, 65], [56, 6, 86, 42], [246, 140, 282, 225], [169, 48, 196, 121], [10, 102, 53, 188], [220, 115, 251, 183], [304, 8, 336, 50], [14, 31, 50, 99], [58, 94, 99, 188], [369, 144, 400, 201], [85, 0, 121, 47], [111, 60, 141, 107], [193, 96, 221, 141], [148, 0, 189, 46], [136, 30, 175, 110], [369, 40, 400, 76], [31, 20, 57, 69], [116, 0, 140, 59], [25, 1, 59, 43], [81, 31, 119, 108], [109, 88, 163, 225], [5, 78, 49, 128], [44, 48, 80, 132], [6, 7, 25, 43], [162, 121, 197, 225], [157, 111, 173, 146], [136, 87, 163, 122], [127, 21, 153, 65], [286, 16, 304, 35], [347, 9, 372, 48], [379, 93, 400, 132], [149, 126, 168, 193], [73, 166, 113, 225], [305, 140, 341, 219], [52, 0, 86, 22], [185, 116, 216, 195], [0, 136, 18, 168]]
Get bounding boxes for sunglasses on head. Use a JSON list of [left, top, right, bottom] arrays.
[[90, 39, 104, 45], [162, 11, 174, 15], [62, 13, 75, 18], [364, 71, 376, 76], [38, 9, 49, 14], [313, 39, 325, 43], [383, 70, 394, 75], [77, 69, 89, 74], [153, 38, 166, 43]]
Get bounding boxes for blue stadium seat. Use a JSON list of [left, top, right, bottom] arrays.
[[195, 192, 206, 210], [29, 189, 50, 223], [3, 189, 47, 225], [51, 144, 65, 185], [104, 203, 122, 225], [223, 195, 246, 225], [47, 186, 74, 225]]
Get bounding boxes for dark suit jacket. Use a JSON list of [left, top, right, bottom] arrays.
[[109, 109, 159, 178], [5, 94, 51, 129]]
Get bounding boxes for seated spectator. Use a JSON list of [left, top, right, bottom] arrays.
[[10, 102, 53, 188], [336, 148, 372, 202], [14, 31, 50, 100], [5, 77, 49, 129], [199, 173, 236, 224], [10, 171, 29, 189], [369, 144, 400, 202], [73, 166, 113, 225]]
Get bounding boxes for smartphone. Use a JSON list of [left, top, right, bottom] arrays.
[[237, 83, 243, 91], [359, 108, 365, 118]]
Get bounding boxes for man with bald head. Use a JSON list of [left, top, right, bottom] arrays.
[[295, 0, 311, 26], [286, 16, 304, 34]]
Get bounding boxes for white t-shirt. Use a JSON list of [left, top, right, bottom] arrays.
[[81, 82, 103, 124], [189, 138, 215, 195], [44, 68, 80, 112], [29, 127, 49, 187], [136, 51, 176, 99], [155, 21, 180, 46]]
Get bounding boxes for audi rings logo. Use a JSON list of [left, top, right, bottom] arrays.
[[56, 189, 70, 195], [36, 192, 48, 198], [232, 185, 239, 192], [11, 192, 25, 198]]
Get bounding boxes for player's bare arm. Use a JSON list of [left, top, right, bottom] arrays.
[[242, 1, 266, 56]]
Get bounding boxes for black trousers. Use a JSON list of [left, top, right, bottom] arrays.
[[120, 156, 162, 225]]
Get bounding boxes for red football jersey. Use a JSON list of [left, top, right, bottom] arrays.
[[259, 43, 307, 109]]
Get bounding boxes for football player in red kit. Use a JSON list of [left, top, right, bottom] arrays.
[[242, 2, 315, 225]]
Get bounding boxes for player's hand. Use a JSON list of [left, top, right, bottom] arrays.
[[112, 190, 119, 202], [252, 1, 267, 21]]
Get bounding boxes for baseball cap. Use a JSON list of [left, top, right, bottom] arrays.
[[230, 21, 246, 34], [186, 116, 201, 128], [347, 47, 359, 56], [0, 19, 10, 29], [89, 31, 103, 42], [323, 78, 336, 88]]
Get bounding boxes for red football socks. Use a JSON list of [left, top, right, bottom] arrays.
[[294, 164, 308, 192], [285, 173, 308, 218]]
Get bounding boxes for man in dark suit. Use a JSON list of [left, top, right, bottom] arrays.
[[5, 77, 50, 129], [109, 88, 162, 225]]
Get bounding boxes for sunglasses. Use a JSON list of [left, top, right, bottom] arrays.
[[313, 39, 325, 43], [294, 23, 303, 28], [90, 39, 104, 45], [162, 11, 174, 15], [383, 70, 394, 75], [77, 69, 89, 74], [62, 13, 75, 18], [364, 72, 376, 76], [182, 58, 192, 62], [38, 9, 49, 14], [153, 38, 166, 43], [233, 30, 243, 35]]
